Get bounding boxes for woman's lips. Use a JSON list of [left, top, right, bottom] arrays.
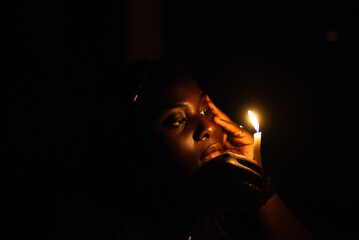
[[201, 150, 223, 163], [201, 143, 223, 163]]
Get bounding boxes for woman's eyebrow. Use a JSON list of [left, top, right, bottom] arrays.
[[154, 103, 188, 120], [165, 103, 189, 110], [160, 92, 206, 113]]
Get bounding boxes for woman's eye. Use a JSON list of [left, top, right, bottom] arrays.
[[175, 118, 187, 126], [164, 115, 187, 128], [200, 108, 212, 116], [169, 118, 187, 127]]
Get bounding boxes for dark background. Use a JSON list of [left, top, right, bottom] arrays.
[[15, 0, 358, 238]]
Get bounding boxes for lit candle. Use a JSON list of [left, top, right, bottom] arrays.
[[248, 110, 262, 163]]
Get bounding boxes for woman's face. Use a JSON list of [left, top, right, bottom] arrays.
[[151, 75, 224, 175]]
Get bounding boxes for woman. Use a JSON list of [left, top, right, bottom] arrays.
[[51, 60, 312, 240]]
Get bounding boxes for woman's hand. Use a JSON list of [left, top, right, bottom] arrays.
[[185, 153, 274, 215], [206, 96, 262, 166]]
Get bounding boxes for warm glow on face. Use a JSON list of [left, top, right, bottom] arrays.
[[248, 110, 259, 132]]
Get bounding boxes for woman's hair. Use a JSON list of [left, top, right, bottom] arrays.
[[127, 60, 191, 107], [105, 60, 189, 125], [98, 60, 193, 200], [106, 60, 192, 150]]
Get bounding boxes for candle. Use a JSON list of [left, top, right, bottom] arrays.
[[248, 110, 262, 162]]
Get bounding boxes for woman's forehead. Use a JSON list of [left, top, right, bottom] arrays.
[[159, 76, 203, 104]]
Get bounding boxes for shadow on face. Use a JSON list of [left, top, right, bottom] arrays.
[[149, 75, 224, 176]]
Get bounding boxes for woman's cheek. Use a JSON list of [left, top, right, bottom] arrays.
[[154, 126, 199, 174], [168, 133, 199, 174]]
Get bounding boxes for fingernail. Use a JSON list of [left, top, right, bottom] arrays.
[[214, 117, 225, 122]]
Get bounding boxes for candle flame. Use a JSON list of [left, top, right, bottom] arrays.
[[248, 110, 259, 132]]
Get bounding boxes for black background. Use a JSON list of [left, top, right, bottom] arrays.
[[15, 0, 358, 238]]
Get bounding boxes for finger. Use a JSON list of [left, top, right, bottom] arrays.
[[223, 128, 254, 147], [213, 117, 244, 137], [206, 95, 231, 121]]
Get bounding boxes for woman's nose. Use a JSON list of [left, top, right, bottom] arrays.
[[194, 117, 216, 141]]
